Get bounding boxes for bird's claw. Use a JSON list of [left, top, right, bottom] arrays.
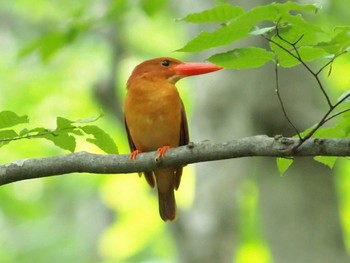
[[130, 149, 142, 160], [156, 146, 170, 161]]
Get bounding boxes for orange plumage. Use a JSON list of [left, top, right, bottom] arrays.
[[124, 57, 222, 221]]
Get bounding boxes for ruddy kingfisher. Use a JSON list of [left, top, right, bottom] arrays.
[[124, 57, 222, 221]]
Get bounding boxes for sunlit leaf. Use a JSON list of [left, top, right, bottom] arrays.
[[179, 4, 244, 23], [81, 125, 118, 154], [0, 111, 29, 129], [208, 48, 274, 69], [276, 157, 293, 176]]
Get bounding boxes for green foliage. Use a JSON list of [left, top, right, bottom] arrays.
[[177, 1, 342, 69], [0, 112, 118, 154], [180, 1, 350, 175], [276, 158, 293, 176], [208, 48, 274, 69], [179, 4, 244, 23]]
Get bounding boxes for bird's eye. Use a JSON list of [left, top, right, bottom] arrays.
[[161, 60, 170, 67]]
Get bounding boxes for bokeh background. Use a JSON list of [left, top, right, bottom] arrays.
[[0, 0, 350, 262]]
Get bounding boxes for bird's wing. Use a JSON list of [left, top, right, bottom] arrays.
[[179, 99, 190, 146], [124, 117, 155, 188], [174, 100, 190, 190], [124, 117, 137, 152]]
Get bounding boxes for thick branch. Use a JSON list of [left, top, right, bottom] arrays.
[[1, 135, 349, 186]]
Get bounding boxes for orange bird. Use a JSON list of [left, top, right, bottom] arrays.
[[124, 57, 222, 221]]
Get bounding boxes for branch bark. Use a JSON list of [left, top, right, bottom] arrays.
[[1, 135, 349, 185]]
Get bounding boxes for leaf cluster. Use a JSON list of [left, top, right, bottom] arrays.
[[178, 1, 350, 174], [178, 2, 349, 69], [0, 111, 118, 154]]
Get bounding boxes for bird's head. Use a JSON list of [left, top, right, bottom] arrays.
[[127, 57, 222, 87]]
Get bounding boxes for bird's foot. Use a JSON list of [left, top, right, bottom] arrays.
[[130, 149, 142, 160], [156, 146, 170, 162]]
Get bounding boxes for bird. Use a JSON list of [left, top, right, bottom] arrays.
[[124, 57, 222, 221]]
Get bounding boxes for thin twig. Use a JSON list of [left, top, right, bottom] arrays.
[[274, 61, 301, 138]]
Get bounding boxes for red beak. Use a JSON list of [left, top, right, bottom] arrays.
[[174, 62, 222, 76]]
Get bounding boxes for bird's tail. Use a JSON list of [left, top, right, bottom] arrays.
[[158, 188, 176, 221], [155, 168, 176, 221]]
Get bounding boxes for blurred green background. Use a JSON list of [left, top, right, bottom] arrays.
[[0, 0, 350, 262]]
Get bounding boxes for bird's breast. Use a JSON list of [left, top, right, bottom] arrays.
[[124, 82, 182, 151]]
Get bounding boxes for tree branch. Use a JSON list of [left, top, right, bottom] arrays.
[[1, 135, 349, 186]]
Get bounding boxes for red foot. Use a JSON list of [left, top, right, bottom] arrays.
[[156, 146, 170, 161], [130, 149, 142, 160]]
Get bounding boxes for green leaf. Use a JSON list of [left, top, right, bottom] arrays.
[[314, 156, 337, 169], [56, 117, 75, 130], [208, 48, 274, 69], [274, 46, 328, 67], [19, 127, 48, 137], [179, 4, 244, 23], [276, 157, 293, 176], [177, 23, 251, 52], [43, 132, 76, 152], [317, 27, 350, 54], [81, 125, 118, 154], [0, 111, 29, 129], [0, 130, 19, 147]]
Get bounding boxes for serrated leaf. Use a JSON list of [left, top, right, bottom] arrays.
[[179, 4, 244, 23], [0, 111, 29, 129], [81, 125, 118, 154], [43, 133, 76, 152], [208, 48, 274, 69], [314, 156, 337, 169], [337, 90, 350, 103], [276, 157, 293, 176]]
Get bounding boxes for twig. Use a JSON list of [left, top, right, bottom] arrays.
[[264, 20, 350, 152], [274, 61, 301, 138]]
